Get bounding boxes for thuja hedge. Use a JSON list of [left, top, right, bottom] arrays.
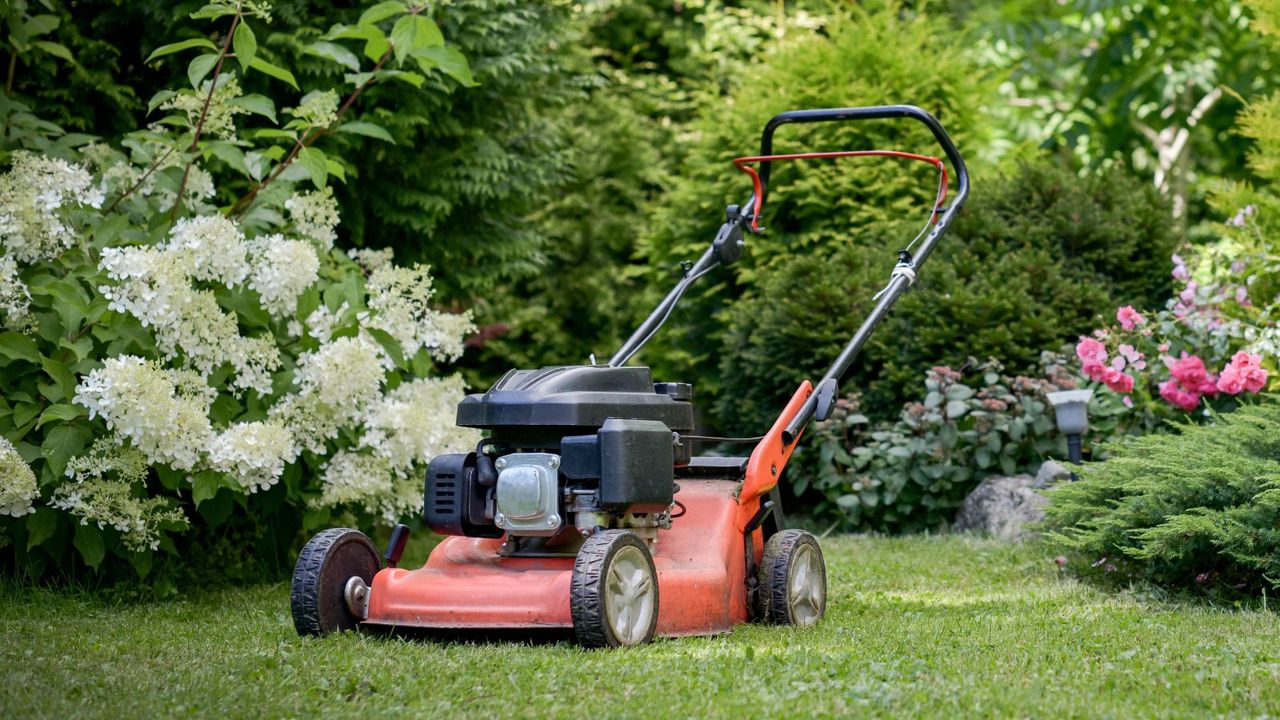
[[715, 160, 1177, 436], [1044, 401, 1280, 596]]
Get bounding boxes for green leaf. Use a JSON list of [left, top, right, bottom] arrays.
[[146, 89, 177, 115], [364, 326, 405, 368], [303, 40, 360, 72], [191, 472, 222, 506], [147, 37, 218, 64], [38, 403, 86, 427], [375, 69, 423, 88], [296, 146, 328, 188], [413, 46, 476, 87], [26, 508, 58, 550], [333, 120, 395, 143], [390, 15, 443, 64], [358, 0, 409, 27], [227, 93, 276, 122], [190, 3, 238, 20], [233, 21, 257, 74], [248, 56, 298, 89], [0, 332, 41, 364], [41, 424, 90, 478], [32, 41, 73, 62], [187, 53, 219, 88], [74, 522, 105, 569], [23, 14, 60, 37], [325, 158, 346, 183], [944, 399, 968, 419]]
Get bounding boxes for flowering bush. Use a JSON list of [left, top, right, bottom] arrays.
[[1071, 250, 1276, 424], [802, 356, 1075, 532], [0, 1, 479, 580]]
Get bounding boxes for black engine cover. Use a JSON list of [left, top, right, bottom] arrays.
[[424, 453, 502, 538], [455, 366, 694, 438]]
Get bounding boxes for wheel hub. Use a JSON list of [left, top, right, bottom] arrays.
[[344, 576, 370, 620], [604, 545, 656, 645], [788, 544, 824, 627]]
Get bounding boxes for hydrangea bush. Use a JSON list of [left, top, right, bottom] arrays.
[[0, 1, 479, 579]]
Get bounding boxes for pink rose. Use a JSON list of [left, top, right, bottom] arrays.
[[1169, 354, 1218, 396], [1076, 337, 1107, 366], [1082, 362, 1107, 383], [1116, 306, 1146, 330], [1159, 380, 1200, 411], [1102, 368, 1134, 394], [1217, 352, 1267, 395]]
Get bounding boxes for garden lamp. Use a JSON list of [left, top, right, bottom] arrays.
[[1047, 389, 1092, 464]]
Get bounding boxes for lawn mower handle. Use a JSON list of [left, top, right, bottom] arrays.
[[773, 105, 970, 445]]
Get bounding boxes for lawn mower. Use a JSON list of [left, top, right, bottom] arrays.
[[290, 105, 969, 647]]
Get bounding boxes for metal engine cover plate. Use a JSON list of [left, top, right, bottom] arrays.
[[495, 453, 561, 536]]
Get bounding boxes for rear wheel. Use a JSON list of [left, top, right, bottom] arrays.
[[290, 528, 380, 636], [759, 529, 826, 627], [571, 530, 658, 648]]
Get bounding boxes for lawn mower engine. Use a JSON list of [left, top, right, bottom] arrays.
[[424, 365, 695, 551], [290, 104, 970, 648]]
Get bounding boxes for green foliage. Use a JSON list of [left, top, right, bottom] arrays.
[[957, 0, 1277, 231], [803, 358, 1073, 532], [1044, 401, 1280, 596], [717, 160, 1178, 437], [627, 5, 993, 413], [464, 0, 822, 379]]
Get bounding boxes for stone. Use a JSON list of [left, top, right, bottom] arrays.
[[953, 473, 1048, 541], [1034, 459, 1072, 488]]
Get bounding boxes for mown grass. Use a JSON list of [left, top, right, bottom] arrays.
[[3, 534, 1279, 719]]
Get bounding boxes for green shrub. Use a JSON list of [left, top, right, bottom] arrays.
[[633, 5, 993, 387], [802, 357, 1074, 532], [1044, 401, 1280, 597], [717, 160, 1178, 436], [7, 0, 579, 302], [0, 2, 478, 583]]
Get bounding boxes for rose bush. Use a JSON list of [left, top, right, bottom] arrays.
[[0, 1, 479, 582], [1070, 249, 1276, 426]]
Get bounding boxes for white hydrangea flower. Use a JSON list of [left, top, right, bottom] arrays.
[[160, 76, 248, 140], [98, 240, 280, 395], [164, 214, 249, 287], [348, 247, 394, 273], [52, 440, 187, 552], [270, 335, 386, 453], [247, 234, 319, 318], [208, 421, 299, 493], [0, 254, 33, 330], [288, 89, 339, 130], [284, 187, 340, 251], [0, 435, 38, 517], [311, 450, 419, 525], [0, 150, 104, 263], [361, 376, 478, 473], [366, 264, 475, 362], [304, 301, 348, 342], [73, 356, 215, 471]]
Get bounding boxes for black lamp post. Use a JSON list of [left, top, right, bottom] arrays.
[[1047, 389, 1092, 464]]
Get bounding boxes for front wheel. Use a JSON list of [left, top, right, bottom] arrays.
[[570, 530, 659, 648], [758, 529, 826, 627], [290, 528, 380, 636]]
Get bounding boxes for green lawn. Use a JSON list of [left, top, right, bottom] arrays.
[[3, 534, 1279, 719]]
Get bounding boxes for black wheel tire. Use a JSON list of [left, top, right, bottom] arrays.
[[290, 528, 380, 637], [759, 529, 827, 627], [570, 530, 659, 648]]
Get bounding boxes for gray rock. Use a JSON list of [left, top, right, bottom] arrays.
[[1034, 459, 1072, 488], [953, 474, 1048, 541]]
